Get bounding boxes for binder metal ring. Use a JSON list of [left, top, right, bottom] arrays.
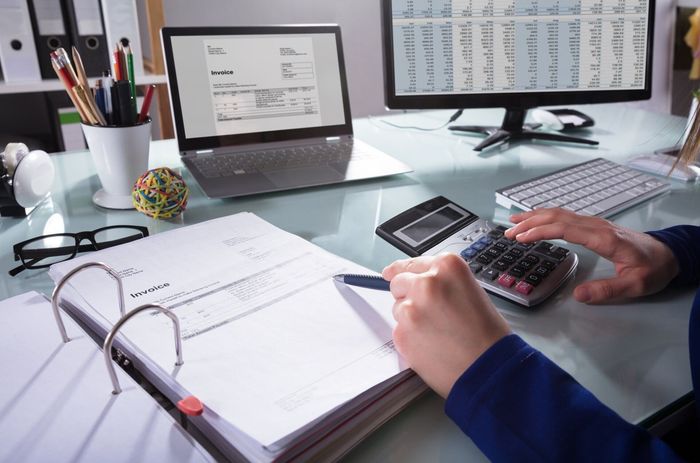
[[104, 303, 184, 395], [51, 261, 125, 343]]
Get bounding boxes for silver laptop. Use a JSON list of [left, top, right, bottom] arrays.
[[161, 25, 411, 198]]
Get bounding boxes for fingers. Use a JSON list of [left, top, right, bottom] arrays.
[[382, 255, 436, 280], [506, 208, 593, 240], [574, 277, 641, 304]]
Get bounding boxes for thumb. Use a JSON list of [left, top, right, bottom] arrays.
[[574, 277, 638, 304]]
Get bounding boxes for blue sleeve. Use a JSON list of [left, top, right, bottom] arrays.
[[647, 225, 700, 286], [445, 334, 682, 462]]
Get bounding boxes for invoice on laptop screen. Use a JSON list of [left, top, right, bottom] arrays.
[[170, 33, 348, 140]]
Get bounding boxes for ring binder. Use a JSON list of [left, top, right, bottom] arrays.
[[51, 261, 125, 342], [104, 303, 184, 394]]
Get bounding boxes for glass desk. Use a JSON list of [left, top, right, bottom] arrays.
[[1, 105, 698, 462]]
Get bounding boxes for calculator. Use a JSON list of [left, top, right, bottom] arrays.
[[376, 196, 578, 307]]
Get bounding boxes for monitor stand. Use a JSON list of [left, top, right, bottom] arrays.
[[448, 108, 599, 152]]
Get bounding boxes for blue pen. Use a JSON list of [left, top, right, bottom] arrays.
[[333, 273, 391, 291]]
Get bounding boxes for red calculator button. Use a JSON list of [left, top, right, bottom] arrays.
[[497, 274, 516, 288], [515, 281, 534, 295]]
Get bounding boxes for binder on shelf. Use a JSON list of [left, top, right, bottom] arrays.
[[27, 0, 71, 79], [62, 0, 109, 77], [0, 289, 215, 463], [100, 0, 143, 76], [0, 0, 42, 82]]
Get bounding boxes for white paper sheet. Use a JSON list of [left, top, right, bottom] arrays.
[[49, 213, 408, 448]]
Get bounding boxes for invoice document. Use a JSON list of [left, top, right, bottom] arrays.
[[49, 213, 408, 449], [205, 36, 323, 135]]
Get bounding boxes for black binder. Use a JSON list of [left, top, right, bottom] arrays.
[[27, 0, 72, 79], [61, 0, 109, 76]]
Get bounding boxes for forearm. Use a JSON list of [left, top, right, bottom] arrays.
[[446, 335, 681, 462]]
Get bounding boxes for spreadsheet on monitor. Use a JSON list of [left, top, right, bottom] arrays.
[[391, 0, 650, 95]]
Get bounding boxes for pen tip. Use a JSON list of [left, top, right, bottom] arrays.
[[332, 274, 343, 282]]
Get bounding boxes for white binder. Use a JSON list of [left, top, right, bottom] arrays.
[[0, 0, 42, 82], [100, 0, 144, 76], [0, 291, 215, 463]]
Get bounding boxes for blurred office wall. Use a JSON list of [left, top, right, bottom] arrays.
[[162, 0, 674, 117]]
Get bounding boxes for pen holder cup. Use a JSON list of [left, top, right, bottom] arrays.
[[82, 120, 151, 209]]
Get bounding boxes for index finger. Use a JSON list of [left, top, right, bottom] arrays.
[[382, 255, 436, 281]]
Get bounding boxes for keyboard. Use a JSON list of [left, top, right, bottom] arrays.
[[191, 141, 358, 179], [495, 158, 670, 218]]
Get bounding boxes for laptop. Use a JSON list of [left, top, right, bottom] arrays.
[[161, 25, 412, 198]]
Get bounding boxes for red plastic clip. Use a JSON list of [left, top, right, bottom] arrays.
[[177, 395, 204, 416]]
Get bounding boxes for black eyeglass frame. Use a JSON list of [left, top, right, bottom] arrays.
[[10, 225, 149, 276]]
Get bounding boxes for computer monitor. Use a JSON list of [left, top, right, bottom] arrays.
[[381, 0, 655, 151]]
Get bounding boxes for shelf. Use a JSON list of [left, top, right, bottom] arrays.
[[0, 74, 167, 95]]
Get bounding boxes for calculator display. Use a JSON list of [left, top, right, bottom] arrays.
[[395, 205, 469, 247]]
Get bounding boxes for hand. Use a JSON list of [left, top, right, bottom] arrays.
[[505, 208, 679, 304], [382, 254, 511, 398]]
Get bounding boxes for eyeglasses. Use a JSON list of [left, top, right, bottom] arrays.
[[10, 225, 149, 276]]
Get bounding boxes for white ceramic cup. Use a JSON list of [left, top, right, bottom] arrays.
[[81, 121, 151, 209]]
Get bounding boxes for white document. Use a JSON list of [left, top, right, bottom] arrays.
[[0, 0, 42, 82], [49, 213, 407, 448], [100, 0, 144, 76], [204, 36, 323, 135]]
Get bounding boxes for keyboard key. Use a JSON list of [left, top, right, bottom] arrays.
[[497, 274, 516, 288], [524, 254, 540, 264], [518, 259, 535, 270], [515, 242, 533, 251], [547, 247, 570, 262], [477, 236, 493, 245], [501, 253, 517, 264], [533, 243, 553, 254], [482, 268, 499, 281], [469, 263, 483, 274], [508, 248, 524, 257], [477, 255, 493, 265], [515, 281, 534, 295], [525, 273, 543, 286], [493, 241, 509, 252], [460, 248, 478, 260]]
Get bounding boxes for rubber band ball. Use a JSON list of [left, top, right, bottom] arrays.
[[132, 167, 189, 219]]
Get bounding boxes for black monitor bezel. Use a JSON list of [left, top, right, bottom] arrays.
[[381, 0, 655, 110], [161, 25, 354, 152]]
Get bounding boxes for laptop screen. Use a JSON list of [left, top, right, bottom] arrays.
[[162, 26, 354, 152]]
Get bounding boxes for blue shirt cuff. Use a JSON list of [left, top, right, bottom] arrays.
[[445, 334, 529, 426]]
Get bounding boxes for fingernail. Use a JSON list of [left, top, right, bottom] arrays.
[[576, 287, 591, 303]]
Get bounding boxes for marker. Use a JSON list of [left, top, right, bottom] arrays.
[[139, 84, 155, 123], [333, 274, 390, 291]]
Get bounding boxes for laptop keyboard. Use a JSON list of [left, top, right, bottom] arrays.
[[495, 158, 670, 218], [191, 141, 358, 178]]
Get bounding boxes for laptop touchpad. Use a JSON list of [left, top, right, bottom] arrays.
[[263, 166, 344, 188]]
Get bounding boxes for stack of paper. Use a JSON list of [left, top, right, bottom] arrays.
[[49, 212, 426, 461]]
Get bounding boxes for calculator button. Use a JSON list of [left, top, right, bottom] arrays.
[[493, 242, 509, 252], [482, 268, 499, 280], [499, 237, 517, 245], [494, 225, 508, 232], [533, 266, 550, 277], [497, 274, 516, 288], [547, 247, 570, 261], [477, 236, 493, 245], [485, 248, 502, 259], [501, 253, 517, 265], [493, 260, 510, 271], [508, 266, 526, 278], [508, 248, 524, 258], [524, 254, 540, 264], [460, 248, 478, 260], [477, 255, 493, 265], [469, 263, 483, 274], [471, 242, 487, 251], [533, 242, 553, 254], [518, 259, 534, 270], [515, 242, 533, 251], [525, 274, 543, 286], [515, 281, 534, 295], [488, 230, 504, 239], [541, 260, 557, 271]]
